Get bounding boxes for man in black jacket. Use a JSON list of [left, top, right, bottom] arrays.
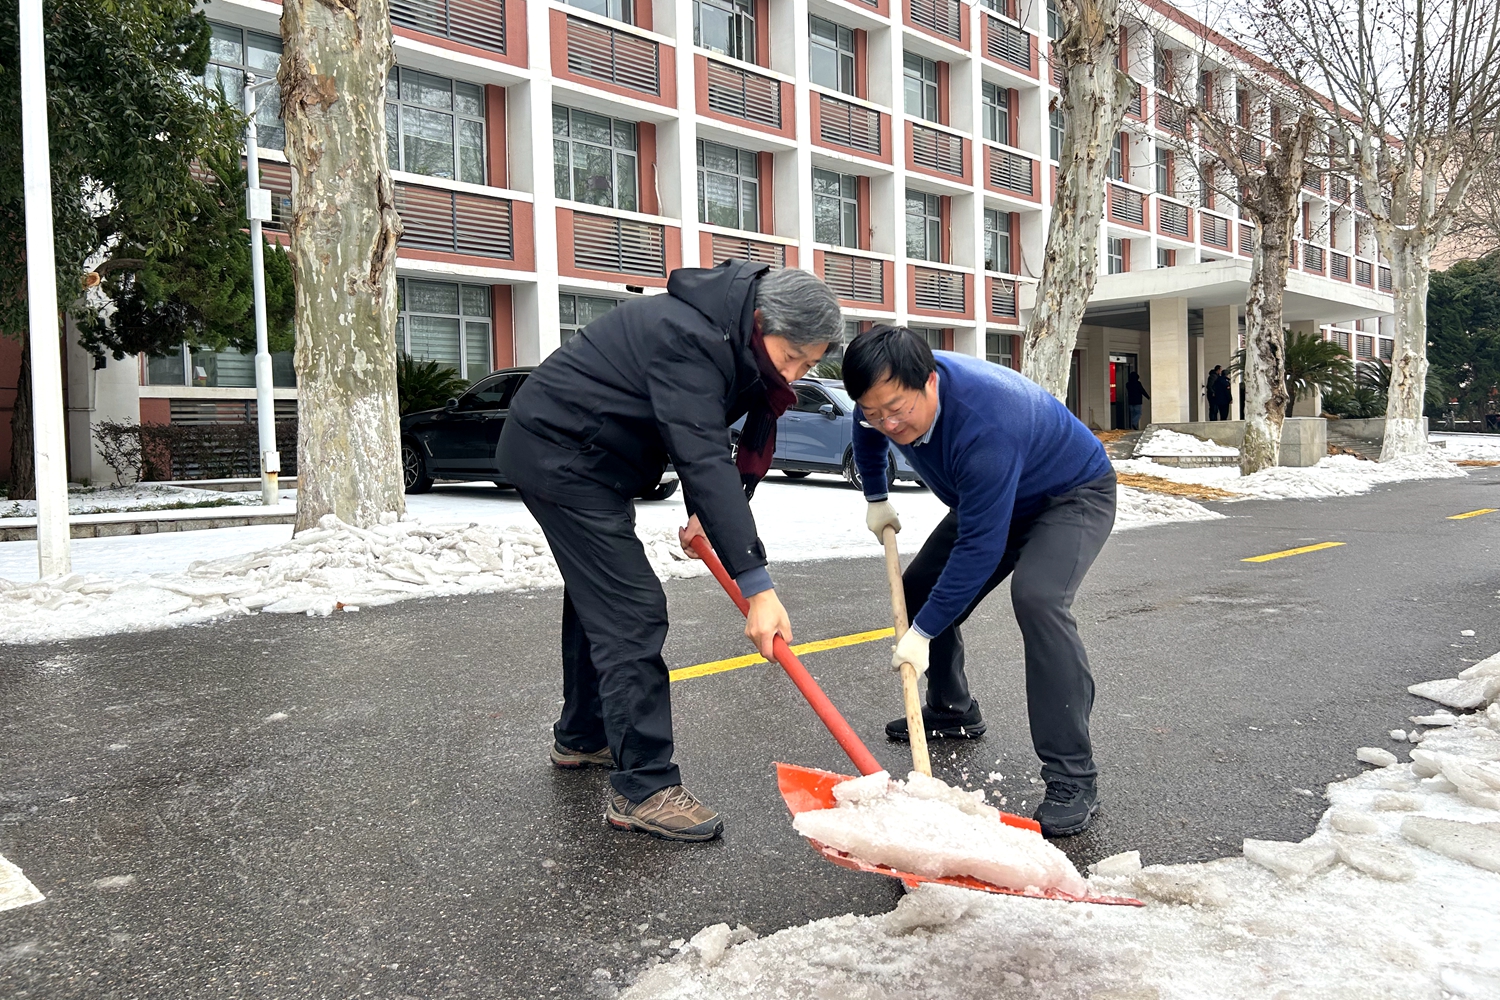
[[498, 262, 843, 841]]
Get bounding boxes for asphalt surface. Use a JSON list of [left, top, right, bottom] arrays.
[[2, 467, 1499, 998]]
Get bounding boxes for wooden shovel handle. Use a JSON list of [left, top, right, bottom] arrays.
[[882, 527, 931, 777]]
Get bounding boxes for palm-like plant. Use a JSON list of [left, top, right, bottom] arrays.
[[396, 353, 471, 416], [1282, 330, 1354, 416]]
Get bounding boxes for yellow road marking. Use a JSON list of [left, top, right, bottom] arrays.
[[669, 627, 894, 682], [1241, 541, 1346, 563], [1448, 508, 1499, 520]]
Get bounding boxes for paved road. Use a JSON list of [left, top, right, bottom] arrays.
[[2, 468, 1498, 998]]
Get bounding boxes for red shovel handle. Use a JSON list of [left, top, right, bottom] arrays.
[[688, 535, 884, 777]]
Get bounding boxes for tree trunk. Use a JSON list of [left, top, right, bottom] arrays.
[[1020, 0, 1135, 398], [7, 328, 35, 500], [1379, 236, 1432, 460], [1241, 220, 1291, 475], [280, 0, 405, 533]]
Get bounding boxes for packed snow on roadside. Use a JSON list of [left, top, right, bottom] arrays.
[[0, 484, 262, 519], [791, 770, 1090, 897], [1134, 429, 1239, 458], [622, 655, 1500, 1000], [1431, 432, 1500, 462], [1115, 451, 1466, 501]]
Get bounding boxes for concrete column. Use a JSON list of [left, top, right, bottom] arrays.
[[1202, 303, 1240, 419], [1189, 328, 1205, 421], [1081, 325, 1110, 429], [1288, 319, 1321, 416], [1147, 296, 1190, 423], [516, 12, 559, 364]]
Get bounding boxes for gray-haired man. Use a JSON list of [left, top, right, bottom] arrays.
[[498, 263, 843, 841]]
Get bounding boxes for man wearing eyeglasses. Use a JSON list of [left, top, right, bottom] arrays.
[[842, 326, 1117, 837]]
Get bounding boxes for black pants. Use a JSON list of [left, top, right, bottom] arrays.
[[905, 473, 1117, 784], [521, 491, 679, 803]]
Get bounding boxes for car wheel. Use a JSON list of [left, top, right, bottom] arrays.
[[783, 470, 811, 479], [639, 478, 680, 501], [843, 451, 897, 491], [402, 442, 433, 494]]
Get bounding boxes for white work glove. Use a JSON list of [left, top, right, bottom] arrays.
[[891, 629, 930, 676], [866, 500, 901, 541]]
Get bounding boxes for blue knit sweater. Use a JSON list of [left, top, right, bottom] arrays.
[[854, 352, 1112, 638]]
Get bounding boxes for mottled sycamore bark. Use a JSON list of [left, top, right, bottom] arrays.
[[280, 0, 405, 531], [1021, 0, 1136, 398]]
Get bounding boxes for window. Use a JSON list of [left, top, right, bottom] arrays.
[[1202, 165, 1216, 209], [986, 332, 1015, 368], [1269, 104, 1282, 134], [696, 0, 755, 62], [793, 383, 836, 413], [1355, 334, 1374, 360], [1155, 148, 1173, 195], [1198, 70, 1213, 109], [458, 372, 524, 412], [386, 68, 486, 184], [146, 345, 296, 388], [903, 53, 940, 123], [1236, 88, 1251, 127], [982, 83, 1011, 144], [809, 17, 856, 95], [984, 209, 1011, 273], [1107, 237, 1126, 274], [906, 190, 943, 262], [205, 22, 284, 149], [1154, 46, 1172, 91], [813, 168, 858, 247], [697, 140, 759, 232], [1047, 0, 1064, 40], [560, 293, 623, 344], [396, 279, 493, 380], [914, 328, 944, 350], [1109, 133, 1127, 182], [1378, 338, 1394, 361], [1157, 247, 1175, 267], [567, 0, 632, 24], [553, 106, 638, 212], [1050, 107, 1065, 161]]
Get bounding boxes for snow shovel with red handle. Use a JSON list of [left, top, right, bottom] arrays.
[[687, 535, 1143, 907]]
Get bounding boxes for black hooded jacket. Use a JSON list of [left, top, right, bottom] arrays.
[[497, 261, 772, 580]]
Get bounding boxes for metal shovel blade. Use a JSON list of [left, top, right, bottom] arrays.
[[776, 762, 1145, 906]]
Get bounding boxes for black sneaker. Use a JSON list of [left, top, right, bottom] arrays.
[[1033, 779, 1099, 837], [885, 700, 987, 742]]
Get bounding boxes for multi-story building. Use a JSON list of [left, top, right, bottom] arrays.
[[3, 0, 1394, 484]]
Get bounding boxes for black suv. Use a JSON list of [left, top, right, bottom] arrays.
[[400, 367, 679, 500]]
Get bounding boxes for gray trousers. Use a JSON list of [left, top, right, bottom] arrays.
[[905, 472, 1116, 783]]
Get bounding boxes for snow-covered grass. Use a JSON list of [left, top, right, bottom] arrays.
[[1134, 429, 1240, 457], [1115, 451, 1466, 501], [0, 483, 265, 518], [622, 655, 1500, 1000], [0, 478, 1214, 645], [1432, 433, 1500, 463]]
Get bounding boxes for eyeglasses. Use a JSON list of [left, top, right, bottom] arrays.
[[859, 395, 921, 429]]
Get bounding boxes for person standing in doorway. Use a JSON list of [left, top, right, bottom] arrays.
[[1126, 372, 1149, 429], [1212, 367, 1234, 422], [1205, 366, 1222, 420]]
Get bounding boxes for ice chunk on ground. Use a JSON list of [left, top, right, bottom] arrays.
[[877, 883, 978, 935], [1123, 863, 1231, 908], [1408, 676, 1498, 710], [792, 772, 1088, 896], [1327, 809, 1377, 834], [1459, 651, 1500, 679], [1333, 836, 1414, 882], [1437, 758, 1500, 810], [1356, 747, 1397, 767], [1389, 729, 1407, 741], [1242, 837, 1338, 880], [1371, 792, 1424, 812], [1441, 966, 1500, 999], [1089, 851, 1143, 877], [685, 923, 756, 966], [1408, 749, 1442, 778], [1399, 816, 1500, 873], [1410, 711, 1460, 727]]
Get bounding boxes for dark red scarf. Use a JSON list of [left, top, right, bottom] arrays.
[[735, 328, 796, 498]]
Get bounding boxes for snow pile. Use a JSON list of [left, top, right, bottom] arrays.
[[0, 513, 704, 645], [1431, 433, 1500, 462], [0, 483, 260, 519], [624, 654, 1500, 1000], [1114, 450, 1465, 501], [790, 770, 1088, 897], [1115, 485, 1225, 527], [1134, 429, 1239, 457]]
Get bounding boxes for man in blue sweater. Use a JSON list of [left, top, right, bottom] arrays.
[[844, 326, 1116, 836]]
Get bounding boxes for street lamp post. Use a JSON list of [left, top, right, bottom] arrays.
[[245, 73, 281, 506], [19, 0, 71, 577]]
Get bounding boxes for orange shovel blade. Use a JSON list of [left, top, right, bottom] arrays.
[[776, 763, 1144, 907]]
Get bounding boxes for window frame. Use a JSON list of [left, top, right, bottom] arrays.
[[809, 16, 857, 95], [695, 0, 756, 63], [1107, 237, 1126, 274], [204, 21, 285, 150], [813, 167, 859, 248], [903, 52, 940, 123], [395, 277, 494, 381], [905, 189, 943, 263], [386, 66, 488, 185], [982, 82, 1011, 145], [983, 208, 1012, 274], [560, 292, 624, 344], [552, 105, 640, 212], [697, 139, 760, 233], [566, 0, 633, 25], [1049, 107, 1065, 161]]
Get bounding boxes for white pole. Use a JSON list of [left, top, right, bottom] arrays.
[[244, 74, 280, 506], [19, 0, 71, 578]]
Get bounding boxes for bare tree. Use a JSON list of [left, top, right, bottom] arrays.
[[1021, 0, 1138, 398], [1177, 65, 1318, 473], [279, 0, 406, 531], [1259, 0, 1500, 459]]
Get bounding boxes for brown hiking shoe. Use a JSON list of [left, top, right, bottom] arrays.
[[605, 785, 724, 842], [550, 741, 614, 770]]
